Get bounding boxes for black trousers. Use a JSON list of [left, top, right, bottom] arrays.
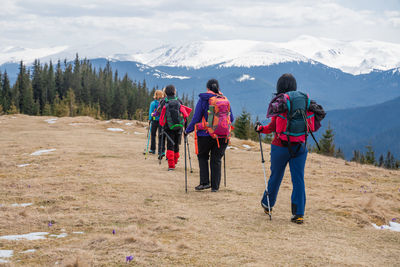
[[164, 128, 182, 153], [150, 120, 165, 154], [197, 136, 228, 190]]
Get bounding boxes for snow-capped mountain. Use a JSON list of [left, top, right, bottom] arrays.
[[281, 35, 400, 74], [126, 40, 310, 68], [113, 36, 400, 74], [1, 36, 400, 75]]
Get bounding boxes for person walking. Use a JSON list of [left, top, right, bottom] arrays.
[[255, 73, 324, 224], [155, 85, 191, 171], [148, 90, 165, 157], [185, 79, 234, 192]]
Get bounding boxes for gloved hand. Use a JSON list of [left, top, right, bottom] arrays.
[[254, 122, 263, 133]]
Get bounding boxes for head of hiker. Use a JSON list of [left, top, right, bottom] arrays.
[[276, 73, 297, 95], [154, 90, 164, 100], [207, 79, 219, 93], [165, 85, 176, 97]]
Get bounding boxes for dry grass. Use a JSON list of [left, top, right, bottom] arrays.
[[0, 114, 399, 266]]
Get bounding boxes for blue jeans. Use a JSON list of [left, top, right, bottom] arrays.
[[261, 144, 308, 216]]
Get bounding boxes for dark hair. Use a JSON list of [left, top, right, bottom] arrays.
[[206, 79, 219, 93], [165, 84, 176, 96], [276, 73, 297, 94]]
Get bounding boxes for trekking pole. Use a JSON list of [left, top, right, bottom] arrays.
[[223, 153, 226, 187], [159, 126, 165, 165], [186, 137, 193, 173], [145, 121, 152, 160], [258, 132, 272, 220], [184, 134, 188, 193]]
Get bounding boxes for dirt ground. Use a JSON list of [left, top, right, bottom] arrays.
[[0, 114, 399, 266]]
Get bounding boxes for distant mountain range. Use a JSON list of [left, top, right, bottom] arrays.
[[319, 96, 400, 160]]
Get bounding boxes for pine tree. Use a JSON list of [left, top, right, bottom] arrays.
[[377, 154, 384, 167], [318, 123, 335, 156], [365, 144, 376, 165], [335, 147, 345, 159], [234, 109, 251, 140]]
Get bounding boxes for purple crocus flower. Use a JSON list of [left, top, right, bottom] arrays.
[[392, 218, 397, 222], [126, 255, 134, 262], [112, 229, 116, 235], [48, 222, 53, 227]]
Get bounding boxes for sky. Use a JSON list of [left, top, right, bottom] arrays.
[[1, 0, 399, 53]]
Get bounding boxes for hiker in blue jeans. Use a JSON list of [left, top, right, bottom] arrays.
[[255, 73, 314, 224]]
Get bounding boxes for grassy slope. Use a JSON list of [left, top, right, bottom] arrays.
[[0, 115, 399, 266]]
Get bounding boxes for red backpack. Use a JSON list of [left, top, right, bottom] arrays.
[[196, 94, 233, 147]]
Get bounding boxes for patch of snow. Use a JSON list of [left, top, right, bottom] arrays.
[[116, 120, 123, 124], [72, 231, 84, 234], [69, 123, 82, 126], [20, 249, 36, 254], [107, 128, 124, 132], [11, 203, 33, 207], [237, 74, 255, 82], [44, 118, 57, 124], [0, 259, 10, 263], [372, 221, 400, 232], [226, 146, 238, 150], [242, 144, 251, 149], [31, 149, 56, 156], [0, 232, 49, 241], [134, 131, 143, 135], [17, 164, 30, 168], [125, 122, 133, 126], [0, 250, 13, 258], [49, 233, 68, 238]]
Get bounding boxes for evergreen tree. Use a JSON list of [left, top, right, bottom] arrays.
[[365, 144, 376, 165], [2, 71, 12, 113], [234, 109, 251, 140], [318, 123, 335, 156], [377, 154, 384, 167], [335, 147, 345, 159]]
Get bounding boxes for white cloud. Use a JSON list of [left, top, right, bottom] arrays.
[[0, 0, 399, 53]]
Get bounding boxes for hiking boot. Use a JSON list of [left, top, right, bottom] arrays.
[[261, 202, 272, 215], [211, 188, 218, 192], [291, 215, 304, 224], [149, 150, 155, 154], [168, 168, 175, 171], [195, 184, 211, 191]]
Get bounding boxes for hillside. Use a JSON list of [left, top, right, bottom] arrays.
[[321, 96, 400, 159], [0, 115, 399, 266]]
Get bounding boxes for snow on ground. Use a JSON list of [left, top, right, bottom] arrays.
[[20, 249, 36, 254], [72, 232, 84, 234], [11, 203, 33, 207], [372, 221, 400, 232], [242, 144, 251, 149], [44, 118, 57, 124], [237, 74, 255, 82], [0, 232, 49, 241], [107, 128, 124, 132], [30, 149, 56, 156], [226, 146, 238, 150], [125, 122, 133, 126], [17, 163, 30, 168], [49, 233, 68, 238], [0, 249, 13, 263], [134, 132, 143, 135]]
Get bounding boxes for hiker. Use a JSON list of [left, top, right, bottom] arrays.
[[185, 79, 234, 192], [155, 85, 192, 171], [255, 73, 325, 224], [148, 90, 165, 157]]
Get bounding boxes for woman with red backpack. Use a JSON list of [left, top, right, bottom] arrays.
[[185, 79, 234, 192], [255, 73, 324, 224]]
